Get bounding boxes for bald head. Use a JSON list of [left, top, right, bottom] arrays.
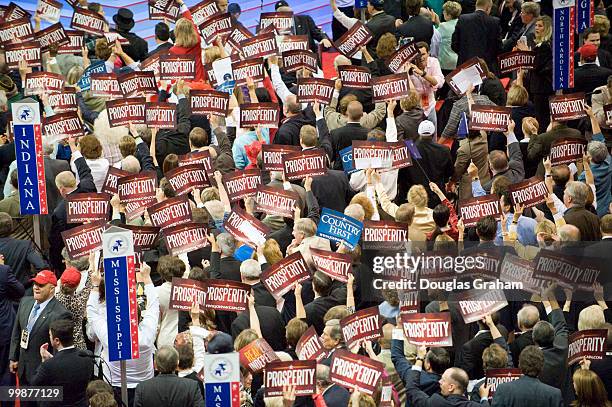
[[346, 101, 363, 122], [559, 224, 581, 241], [445, 367, 469, 394], [517, 304, 540, 331]]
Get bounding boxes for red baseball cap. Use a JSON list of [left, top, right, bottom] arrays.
[[31, 270, 58, 286], [579, 43, 598, 60], [60, 267, 81, 288]]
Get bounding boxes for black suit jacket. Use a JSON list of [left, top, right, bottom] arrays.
[[9, 296, 72, 384], [458, 326, 509, 379], [115, 30, 149, 62], [146, 42, 172, 58], [491, 375, 563, 407], [396, 15, 434, 45], [572, 63, 612, 103], [0, 264, 24, 346], [538, 309, 569, 392], [231, 305, 287, 351], [133, 373, 204, 407], [365, 11, 397, 59], [452, 10, 502, 72], [563, 206, 602, 242], [32, 347, 93, 407], [48, 154, 97, 273], [330, 123, 370, 169], [210, 252, 242, 282], [405, 369, 489, 406], [310, 170, 352, 213], [0, 238, 48, 287], [294, 14, 327, 54], [509, 330, 533, 362]]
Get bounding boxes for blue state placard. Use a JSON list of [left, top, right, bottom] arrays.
[[77, 61, 106, 91], [340, 146, 358, 175], [316, 207, 363, 250]]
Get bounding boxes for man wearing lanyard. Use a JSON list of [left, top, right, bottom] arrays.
[[9, 270, 71, 393]]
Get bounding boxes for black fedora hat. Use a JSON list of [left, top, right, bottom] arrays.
[[113, 8, 135, 31]]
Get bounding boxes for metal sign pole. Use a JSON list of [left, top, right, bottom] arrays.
[[120, 360, 128, 407]]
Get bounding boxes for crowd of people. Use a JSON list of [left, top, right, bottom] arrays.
[[0, 0, 612, 406]]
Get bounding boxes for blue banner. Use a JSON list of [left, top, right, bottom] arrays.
[[553, 6, 575, 90], [340, 146, 358, 175], [104, 255, 138, 361], [316, 207, 363, 250], [205, 383, 240, 407], [77, 61, 106, 91], [404, 139, 422, 159], [355, 0, 368, 7], [576, 0, 593, 33]]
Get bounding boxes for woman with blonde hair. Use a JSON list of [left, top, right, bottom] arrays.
[[407, 185, 436, 236], [170, 0, 206, 83]]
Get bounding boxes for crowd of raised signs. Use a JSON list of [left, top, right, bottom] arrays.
[[2, 0, 612, 406]]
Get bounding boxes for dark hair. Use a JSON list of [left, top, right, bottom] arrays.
[[155, 22, 170, 41], [584, 27, 600, 38], [533, 320, 555, 347], [427, 347, 450, 374], [519, 345, 544, 376], [499, 190, 514, 213], [476, 215, 497, 241], [405, 0, 423, 15], [255, 87, 272, 103], [176, 342, 194, 370], [49, 319, 75, 347], [429, 203, 451, 242], [416, 41, 429, 52], [163, 154, 179, 175], [312, 271, 333, 297], [159, 177, 176, 199]]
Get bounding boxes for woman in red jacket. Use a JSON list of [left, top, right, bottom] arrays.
[[172, 0, 205, 84]]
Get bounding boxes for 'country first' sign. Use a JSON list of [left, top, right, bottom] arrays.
[[13, 99, 48, 215], [103, 226, 139, 361]]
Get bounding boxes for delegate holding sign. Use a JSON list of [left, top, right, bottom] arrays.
[[316, 208, 363, 250]]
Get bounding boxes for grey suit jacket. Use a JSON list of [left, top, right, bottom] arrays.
[[43, 157, 70, 213], [9, 296, 71, 384]]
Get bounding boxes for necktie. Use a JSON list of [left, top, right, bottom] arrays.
[[26, 303, 41, 332]]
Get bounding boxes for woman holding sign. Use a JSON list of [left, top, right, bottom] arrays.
[[171, 0, 205, 84]]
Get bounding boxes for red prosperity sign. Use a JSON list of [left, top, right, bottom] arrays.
[[264, 360, 317, 397], [329, 350, 384, 395], [117, 171, 157, 220], [258, 11, 294, 35], [61, 220, 107, 260], [297, 78, 335, 105], [568, 329, 607, 365], [70, 8, 106, 35], [352, 141, 393, 170], [163, 222, 209, 256], [0, 18, 34, 44], [223, 209, 270, 248], [387, 41, 419, 73], [24, 72, 64, 96], [282, 149, 328, 181], [166, 163, 210, 195], [101, 167, 129, 195], [295, 326, 329, 361], [459, 194, 502, 227], [159, 55, 196, 80], [371, 74, 411, 103], [35, 23, 69, 52], [261, 144, 301, 171], [340, 307, 383, 347], [550, 137, 587, 166], [57, 30, 83, 54], [254, 185, 299, 218], [48, 87, 77, 113], [497, 51, 535, 75], [106, 98, 147, 128], [169, 277, 207, 311], [261, 251, 310, 297], [549, 93, 587, 121], [4, 41, 41, 69], [456, 289, 508, 324], [240, 103, 280, 128], [204, 279, 250, 312], [485, 368, 522, 398], [310, 247, 352, 283], [508, 176, 548, 208], [190, 90, 230, 116], [499, 253, 548, 295], [200, 12, 232, 43], [401, 312, 452, 347], [240, 32, 279, 59], [43, 112, 83, 143], [66, 192, 111, 224], [90, 73, 122, 98], [334, 22, 372, 58], [147, 195, 193, 230], [469, 105, 512, 132], [118, 71, 157, 97], [337, 65, 371, 90], [221, 169, 262, 202], [232, 58, 265, 86], [282, 49, 319, 74]]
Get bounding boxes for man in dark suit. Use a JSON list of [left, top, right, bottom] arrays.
[[0, 213, 48, 287], [9, 270, 71, 387], [32, 319, 93, 407], [562, 181, 602, 241], [491, 346, 563, 406], [502, 1, 539, 52], [133, 346, 203, 407], [112, 8, 148, 62], [330, 0, 396, 59], [231, 304, 287, 351], [527, 122, 583, 178], [396, 0, 434, 45], [48, 138, 96, 275], [509, 304, 539, 362], [532, 288, 568, 394], [316, 364, 350, 406], [146, 22, 172, 58], [274, 95, 316, 146], [482, 122, 525, 192], [156, 85, 192, 164], [452, 0, 502, 72], [42, 141, 70, 214], [330, 101, 370, 169], [274, 1, 333, 54], [400, 121, 454, 208], [0, 260, 24, 387], [574, 28, 612, 69], [573, 44, 612, 103], [209, 233, 241, 282], [405, 356, 490, 406], [310, 170, 352, 214]]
